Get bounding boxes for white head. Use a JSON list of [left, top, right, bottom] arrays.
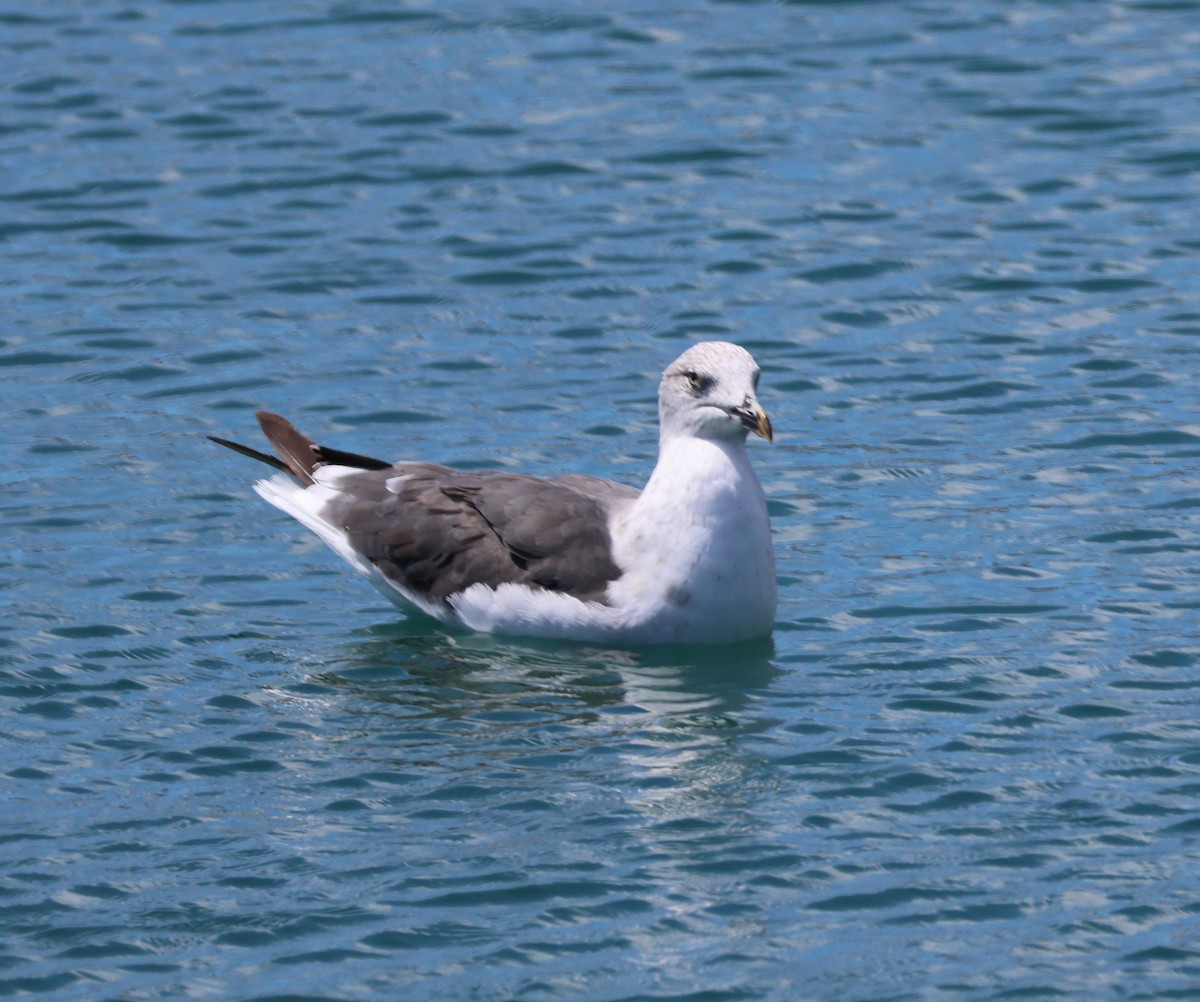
[[658, 341, 772, 445]]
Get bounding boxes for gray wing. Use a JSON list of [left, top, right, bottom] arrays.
[[324, 466, 639, 604]]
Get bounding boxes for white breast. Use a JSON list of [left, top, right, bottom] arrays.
[[606, 436, 776, 643]]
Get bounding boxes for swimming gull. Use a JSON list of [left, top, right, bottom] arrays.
[[209, 341, 776, 644]]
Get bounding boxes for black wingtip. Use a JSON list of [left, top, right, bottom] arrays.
[[206, 434, 292, 474], [313, 444, 393, 471]]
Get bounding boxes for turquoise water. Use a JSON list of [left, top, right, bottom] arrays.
[[5, 2, 1200, 998]]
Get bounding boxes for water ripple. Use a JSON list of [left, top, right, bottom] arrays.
[[4, 1, 1200, 1000]]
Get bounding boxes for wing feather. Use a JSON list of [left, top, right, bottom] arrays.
[[325, 468, 634, 603]]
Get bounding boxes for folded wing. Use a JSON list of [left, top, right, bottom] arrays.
[[326, 466, 636, 604]]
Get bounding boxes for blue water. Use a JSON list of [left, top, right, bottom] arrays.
[[5, 2, 1200, 999]]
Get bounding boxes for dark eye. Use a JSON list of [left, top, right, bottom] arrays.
[[682, 370, 711, 394]]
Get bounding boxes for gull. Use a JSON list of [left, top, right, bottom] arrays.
[[209, 341, 776, 644]]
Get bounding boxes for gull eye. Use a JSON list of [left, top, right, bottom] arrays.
[[682, 370, 711, 394]]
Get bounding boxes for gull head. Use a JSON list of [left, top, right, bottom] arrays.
[[659, 341, 772, 445]]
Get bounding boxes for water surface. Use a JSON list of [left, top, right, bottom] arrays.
[[4, 2, 1200, 999]]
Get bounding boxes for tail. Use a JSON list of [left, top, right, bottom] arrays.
[[208, 411, 391, 487]]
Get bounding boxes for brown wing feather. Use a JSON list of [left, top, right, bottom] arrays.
[[255, 411, 321, 486]]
